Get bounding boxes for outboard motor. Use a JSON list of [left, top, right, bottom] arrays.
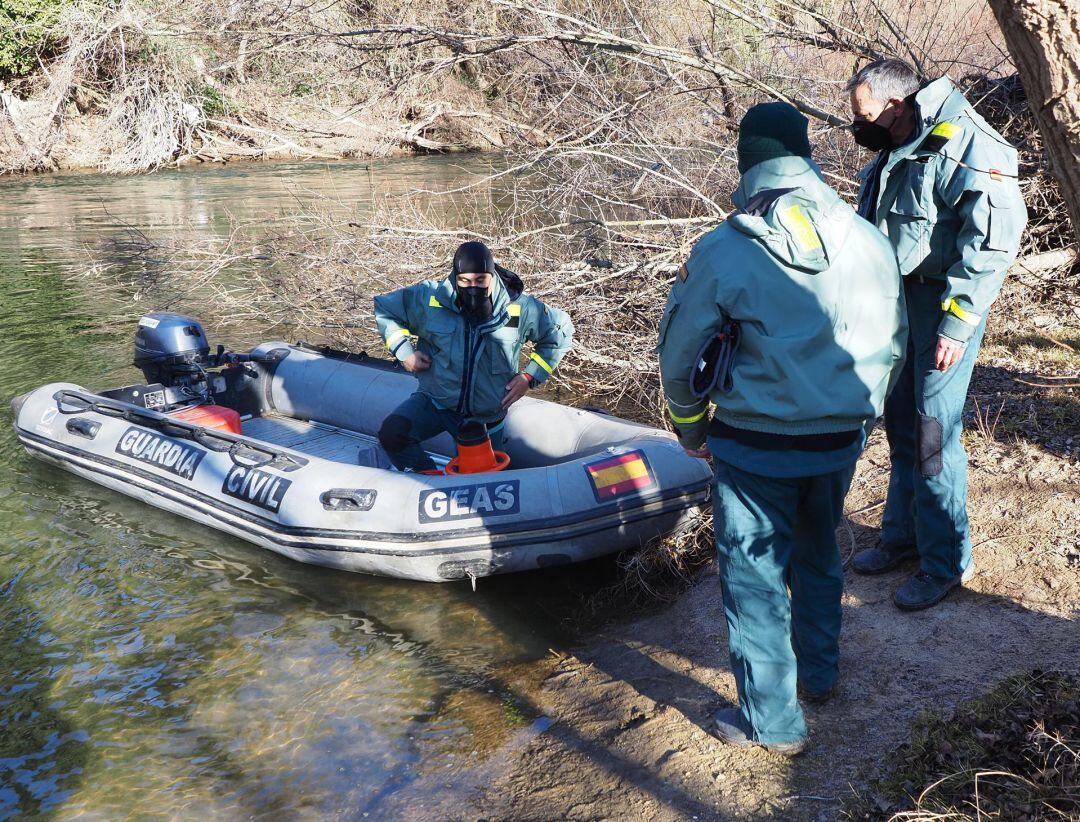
[[133, 312, 211, 389], [126, 312, 244, 434]]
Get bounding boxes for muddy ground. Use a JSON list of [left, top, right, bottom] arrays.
[[460, 297, 1080, 820]]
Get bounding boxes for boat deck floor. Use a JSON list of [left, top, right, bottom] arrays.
[[243, 414, 381, 464], [241, 413, 444, 468]]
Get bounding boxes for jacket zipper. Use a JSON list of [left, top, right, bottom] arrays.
[[457, 323, 484, 416]]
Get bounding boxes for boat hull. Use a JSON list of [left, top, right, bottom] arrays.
[[13, 346, 713, 582]]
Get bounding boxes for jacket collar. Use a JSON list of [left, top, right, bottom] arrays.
[[732, 156, 827, 210], [893, 76, 968, 153]]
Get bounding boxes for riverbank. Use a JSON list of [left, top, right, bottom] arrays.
[[466, 287, 1080, 820], [1, 92, 523, 175], [0, 0, 545, 176]]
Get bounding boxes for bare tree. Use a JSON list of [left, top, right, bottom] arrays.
[[989, 0, 1080, 243]]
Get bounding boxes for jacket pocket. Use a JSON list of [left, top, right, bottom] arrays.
[[420, 312, 457, 350], [888, 160, 939, 275], [418, 312, 460, 384], [656, 298, 680, 352], [985, 188, 1015, 252], [487, 327, 522, 377]]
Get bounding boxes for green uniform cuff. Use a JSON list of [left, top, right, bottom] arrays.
[[392, 339, 416, 362], [524, 360, 550, 385], [673, 419, 709, 450], [938, 313, 975, 344]]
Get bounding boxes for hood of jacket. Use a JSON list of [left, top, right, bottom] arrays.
[[726, 156, 854, 274]]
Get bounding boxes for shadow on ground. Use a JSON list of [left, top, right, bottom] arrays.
[[469, 560, 1080, 820], [968, 355, 1080, 459]]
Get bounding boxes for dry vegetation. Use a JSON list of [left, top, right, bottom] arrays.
[[0, 0, 533, 173], [843, 670, 1079, 820]]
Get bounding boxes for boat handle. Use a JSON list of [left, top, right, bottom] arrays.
[[52, 389, 307, 471], [320, 488, 378, 511], [53, 391, 93, 414], [228, 441, 276, 469], [191, 428, 233, 452], [66, 418, 100, 439]]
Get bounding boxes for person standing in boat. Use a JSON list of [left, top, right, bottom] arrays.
[[657, 102, 907, 755], [373, 241, 574, 473]]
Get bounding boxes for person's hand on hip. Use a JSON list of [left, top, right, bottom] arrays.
[[403, 352, 431, 373]]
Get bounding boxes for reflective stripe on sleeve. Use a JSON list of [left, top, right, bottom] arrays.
[[668, 407, 706, 425], [529, 352, 554, 374], [930, 121, 961, 140], [941, 299, 981, 325], [385, 328, 411, 349]]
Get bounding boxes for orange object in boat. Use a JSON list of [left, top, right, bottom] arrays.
[[171, 403, 243, 434], [445, 421, 510, 475]]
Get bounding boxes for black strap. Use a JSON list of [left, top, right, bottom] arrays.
[[708, 417, 859, 452]]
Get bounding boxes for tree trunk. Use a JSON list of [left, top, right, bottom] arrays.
[[988, 0, 1080, 243]]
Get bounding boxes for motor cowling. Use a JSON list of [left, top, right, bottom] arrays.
[[133, 312, 211, 387]]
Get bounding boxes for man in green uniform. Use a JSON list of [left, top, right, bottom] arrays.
[[847, 59, 1027, 609], [658, 102, 907, 754], [374, 241, 573, 472]]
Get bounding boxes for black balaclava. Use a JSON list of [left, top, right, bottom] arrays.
[[452, 241, 496, 324]]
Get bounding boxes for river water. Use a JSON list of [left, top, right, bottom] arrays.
[[0, 158, 609, 819]]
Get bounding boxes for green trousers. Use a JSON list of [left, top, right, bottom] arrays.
[[712, 457, 856, 744]]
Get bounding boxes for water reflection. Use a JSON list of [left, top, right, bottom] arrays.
[[0, 158, 607, 818]]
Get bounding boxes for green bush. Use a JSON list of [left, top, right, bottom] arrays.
[[200, 85, 232, 117], [0, 0, 67, 81]]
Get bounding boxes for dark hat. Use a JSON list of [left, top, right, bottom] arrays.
[[452, 241, 496, 275], [737, 102, 812, 174]]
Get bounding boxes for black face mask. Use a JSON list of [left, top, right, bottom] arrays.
[[851, 119, 894, 152], [457, 286, 493, 323], [852, 92, 918, 152]]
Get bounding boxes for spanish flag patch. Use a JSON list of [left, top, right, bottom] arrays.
[[585, 450, 657, 502]]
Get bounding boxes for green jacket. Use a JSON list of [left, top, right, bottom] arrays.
[[857, 77, 1027, 343], [374, 274, 573, 420], [658, 156, 907, 449]]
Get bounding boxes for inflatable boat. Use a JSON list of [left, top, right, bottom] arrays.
[[12, 314, 712, 582]]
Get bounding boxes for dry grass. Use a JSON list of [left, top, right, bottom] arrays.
[[843, 670, 1080, 821]]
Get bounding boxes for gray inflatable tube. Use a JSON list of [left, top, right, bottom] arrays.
[[12, 343, 712, 582]]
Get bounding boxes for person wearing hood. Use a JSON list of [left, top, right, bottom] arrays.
[[657, 102, 906, 754], [373, 241, 573, 473], [847, 60, 1027, 610]]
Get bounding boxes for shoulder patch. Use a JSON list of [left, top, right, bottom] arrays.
[[428, 294, 442, 308], [783, 205, 822, 252], [918, 121, 962, 153]]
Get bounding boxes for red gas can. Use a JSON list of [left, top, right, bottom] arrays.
[[171, 403, 243, 434]]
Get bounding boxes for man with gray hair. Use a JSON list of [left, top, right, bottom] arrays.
[[846, 58, 1027, 609]]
